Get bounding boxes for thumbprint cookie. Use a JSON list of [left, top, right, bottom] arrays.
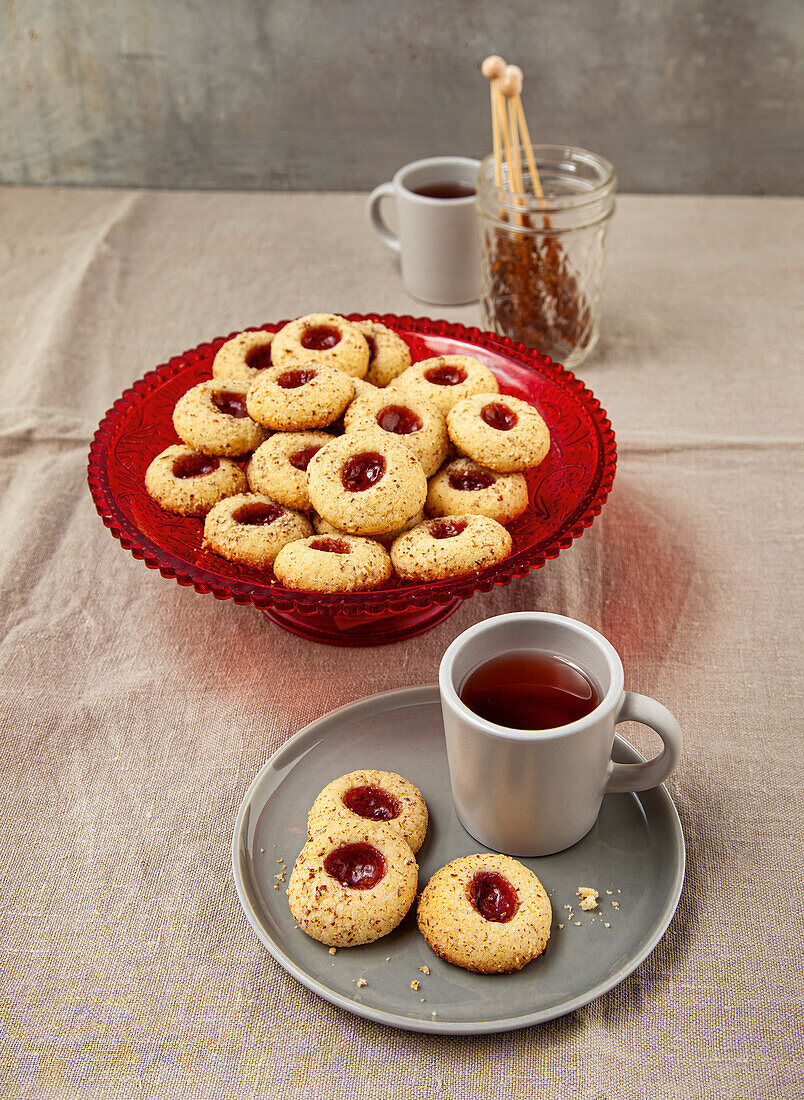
[[287, 821, 418, 947], [391, 355, 499, 415], [172, 379, 268, 456], [352, 319, 412, 387], [246, 430, 333, 511], [145, 445, 247, 516], [273, 535, 392, 593], [212, 329, 276, 382], [446, 393, 550, 473], [306, 429, 427, 537], [390, 515, 512, 581], [426, 458, 529, 525], [272, 313, 370, 379], [344, 390, 448, 478], [245, 364, 354, 431], [417, 854, 552, 973], [307, 770, 428, 853], [202, 493, 312, 568]]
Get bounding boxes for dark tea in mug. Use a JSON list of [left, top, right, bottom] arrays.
[[459, 650, 600, 731]]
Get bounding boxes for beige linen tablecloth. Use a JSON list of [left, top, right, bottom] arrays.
[[1, 187, 802, 1099]]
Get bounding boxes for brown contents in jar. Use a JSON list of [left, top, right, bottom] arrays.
[[487, 227, 590, 354]]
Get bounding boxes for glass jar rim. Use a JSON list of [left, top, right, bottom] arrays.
[[478, 144, 617, 215]]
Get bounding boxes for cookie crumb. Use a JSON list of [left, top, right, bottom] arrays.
[[273, 883, 279, 890], [574, 921, 581, 926], [604, 922, 611, 928], [385, 956, 391, 962], [612, 900, 620, 909], [431, 1010, 437, 1017], [557, 923, 564, 930], [329, 947, 337, 955], [577, 887, 599, 911], [418, 965, 430, 975], [606, 889, 613, 895], [357, 978, 367, 988], [421, 998, 426, 1003], [410, 980, 420, 991], [260, 848, 264, 853]]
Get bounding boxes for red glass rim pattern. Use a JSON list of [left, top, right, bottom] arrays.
[[87, 314, 616, 616]]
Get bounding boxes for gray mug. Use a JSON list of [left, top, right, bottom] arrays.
[[367, 156, 481, 305], [439, 612, 683, 857]]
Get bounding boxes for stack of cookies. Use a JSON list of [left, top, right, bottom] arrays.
[[287, 769, 553, 974], [144, 312, 551, 591], [288, 770, 427, 947]]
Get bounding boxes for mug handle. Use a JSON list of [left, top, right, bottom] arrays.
[[603, 692, 682, 794], [366, 183, 401, 253]]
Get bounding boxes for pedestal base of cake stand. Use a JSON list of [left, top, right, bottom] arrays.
[[260, 599, 462, 647]]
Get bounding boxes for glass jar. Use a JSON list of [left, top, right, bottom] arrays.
[[477, 144, 617, 368]]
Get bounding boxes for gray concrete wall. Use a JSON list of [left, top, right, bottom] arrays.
[[2, 0, 802, 194]]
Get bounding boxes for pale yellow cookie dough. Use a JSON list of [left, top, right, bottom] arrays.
[[172, 379, 268, 457], [307, 770, 428, 853], [245, 364, 354, 431], [287, 820, 418, 947], [426, 458, 529, 525], [212, 330, 276, 382], [246, 430, 333, 511], [273, 535, 392, 592], [202, 493, 312, 568], [391, 355, 499, 414], [144, 445, 247, 517], [446, 393, 550, 473], [307, 429, 427, 537], [272, 313, 369, 379], [390, 515, 512, 581], [417, 854, 552, 973], [352, 319, 412, 387], [344, 389, 448, 478]]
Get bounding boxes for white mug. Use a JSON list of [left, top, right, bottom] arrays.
[[439, 613, 683, 857], [366, 156, 481, 305]]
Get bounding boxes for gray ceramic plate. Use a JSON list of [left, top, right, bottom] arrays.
[[232, 686, 684, 1034]]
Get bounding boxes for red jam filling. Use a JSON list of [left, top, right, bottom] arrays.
[[301, 325, 341, 351], [424, 364, 466, 386], [277, 369, 316, 389], [288, 446, 321, 471], [245, 343, 273, 370], [448, 469, 495, 492], [468, 872, 519, 923], [324, 843, 386, 889], [430, 518, 468, 539], [172, 453, 220, 479], [232, 502, 283, 526], [341, 451, 386, 491], [376, 404, 422, 435], [211, 390, 249, 418], [342, 785, 401, 821], [365, 334, 377, 362], [481, 402, 518, 431], [310, 537, 351, 554]]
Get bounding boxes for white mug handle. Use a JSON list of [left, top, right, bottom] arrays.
[[366, 183, 401, 253], [603, 692, 682, 793]]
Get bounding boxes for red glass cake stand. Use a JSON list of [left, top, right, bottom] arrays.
[[88, 315, 616, 646]]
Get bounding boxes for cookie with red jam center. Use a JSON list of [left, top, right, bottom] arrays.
[[417, 854, 552, 973], [287, 821, 418, 947], [306, 769, 428, 853]]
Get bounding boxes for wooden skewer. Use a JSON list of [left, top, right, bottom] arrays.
[[481, 55, 506, 189], [500, 66, 526, 225], [505, 65, 551, 230]]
